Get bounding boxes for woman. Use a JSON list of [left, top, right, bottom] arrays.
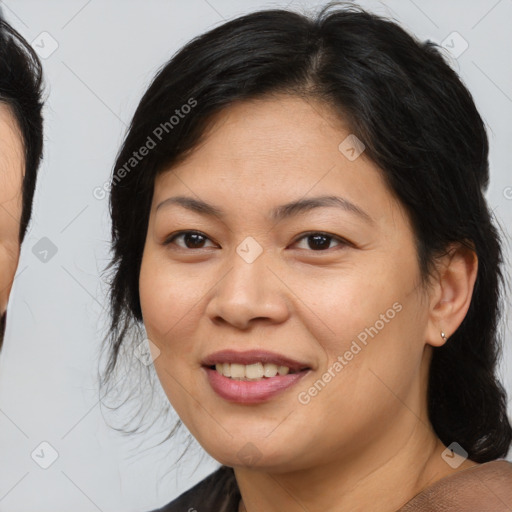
[[103, 2, 512, 510], [0, 14, 44, 347]]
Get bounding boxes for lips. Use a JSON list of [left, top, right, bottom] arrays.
[[202, 349, 310, 373], [202, 349, 311, 404]]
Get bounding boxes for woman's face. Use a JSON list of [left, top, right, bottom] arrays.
[[0, 104, 24, 316], [139, 95, 437, 471]]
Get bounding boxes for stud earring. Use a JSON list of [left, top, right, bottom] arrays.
[[441, 331, 447, 341]]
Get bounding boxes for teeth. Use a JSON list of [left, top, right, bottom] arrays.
[[214, 363, 292, 380], [263, 363, 278, 378], [230, 363, 245, 379], [246, 363, 264, 379]]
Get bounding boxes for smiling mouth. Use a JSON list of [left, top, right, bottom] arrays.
[[209, 362, 309, 381], [203, 364, 311, 404]]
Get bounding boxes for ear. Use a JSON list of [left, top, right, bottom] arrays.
[[425, 243, 478, 347]]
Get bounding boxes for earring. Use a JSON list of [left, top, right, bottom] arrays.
[[441, 331, 447, 341]]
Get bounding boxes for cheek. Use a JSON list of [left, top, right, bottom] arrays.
[[305, 266, 400, 351], [0, 185, 22, 311], [138, 249, 206, 359], [310, 252, 425, 386], [139, 253, 181, 339], [0, 244, 20, 311], [139, 253, 200, 416]]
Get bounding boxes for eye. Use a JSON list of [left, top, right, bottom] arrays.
[[163, 230, 350, 252], [291, 232, 349, 251], [164, 230, 217, 249]]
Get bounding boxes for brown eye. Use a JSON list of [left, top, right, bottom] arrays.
[[165, 231, 216, 249], [293, 232, 347, 251]]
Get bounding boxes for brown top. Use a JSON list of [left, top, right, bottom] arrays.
[[397, 459, 512, 511], [150, 459, 512, 511]]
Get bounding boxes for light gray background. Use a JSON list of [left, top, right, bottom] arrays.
[[0, 0, 511, 511]]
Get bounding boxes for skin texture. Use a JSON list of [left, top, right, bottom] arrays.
[[0, 104, 24, 318], [139, 95, 479, 512]]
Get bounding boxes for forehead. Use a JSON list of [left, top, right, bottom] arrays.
[[0, 102, 24, 167], [153, 95, 395, 216], [0, 103, 25, 207], [191, 94, 350, 160]]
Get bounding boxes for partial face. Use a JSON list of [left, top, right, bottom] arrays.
[[0, 104, 24, 316], [139, 95, 433, 472]]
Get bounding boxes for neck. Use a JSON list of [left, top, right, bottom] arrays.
[[234, 419, 474, 512]]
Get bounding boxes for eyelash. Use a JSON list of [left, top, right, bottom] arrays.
[[163, 230, 350, 252]]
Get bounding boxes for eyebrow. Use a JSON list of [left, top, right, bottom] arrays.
[[156, 195, 373, 224]]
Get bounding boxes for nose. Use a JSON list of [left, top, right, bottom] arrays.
[[205, 249, 290, 331]]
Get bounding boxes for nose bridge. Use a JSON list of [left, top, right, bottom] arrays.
[[207, 241, 289, 328]]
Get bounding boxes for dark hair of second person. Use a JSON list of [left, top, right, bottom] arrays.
[[0, 13, 44, 347]]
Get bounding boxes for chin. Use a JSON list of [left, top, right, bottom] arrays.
[[200, 439, 306, 473]]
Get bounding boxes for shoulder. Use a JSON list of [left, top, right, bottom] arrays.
[[398, 459, 512, 511], [148, 465, 240, 512]]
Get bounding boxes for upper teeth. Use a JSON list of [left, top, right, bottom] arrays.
[[215, 362, 290, 380]]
